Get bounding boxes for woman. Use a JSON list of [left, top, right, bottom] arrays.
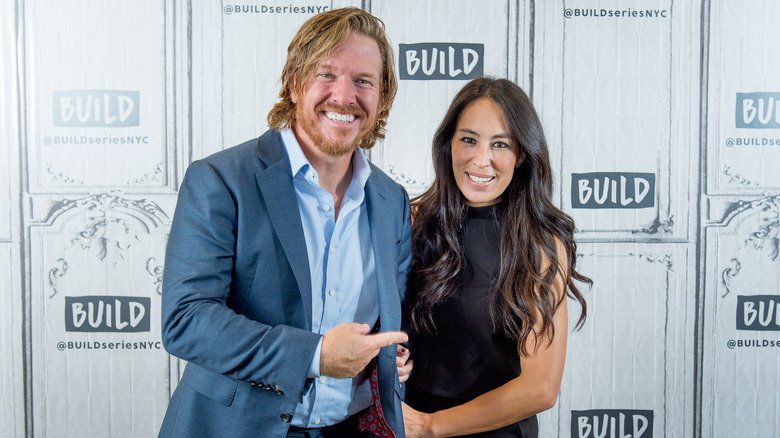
[[402, 77, 591, 437]]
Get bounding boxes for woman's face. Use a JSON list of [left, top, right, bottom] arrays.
[[450, 98, 522, 207]]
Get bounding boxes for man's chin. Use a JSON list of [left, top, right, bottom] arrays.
[[318, 140, 358, 158], [317, 131, 372, 157]]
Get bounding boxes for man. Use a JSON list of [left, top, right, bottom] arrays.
[[158, 8, 411, 438]]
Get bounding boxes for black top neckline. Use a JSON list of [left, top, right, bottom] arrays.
[[466, 203, 498, 219]]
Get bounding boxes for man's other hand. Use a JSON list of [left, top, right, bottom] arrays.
[[320, 323, 408, 378]]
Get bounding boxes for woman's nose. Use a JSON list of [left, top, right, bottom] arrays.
[[472, 144, 491, 167]]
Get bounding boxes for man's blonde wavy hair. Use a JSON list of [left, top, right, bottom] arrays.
[[267, 7, 397, 149]]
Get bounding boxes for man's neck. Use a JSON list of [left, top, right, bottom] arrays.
[[296, 137, 356, 219], [315, 153, 353, 219]]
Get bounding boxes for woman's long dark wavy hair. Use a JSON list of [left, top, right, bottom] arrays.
[[407, 77, 591, 356]]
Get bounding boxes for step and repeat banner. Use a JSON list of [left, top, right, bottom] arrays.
[[2, 0, 779, 437]]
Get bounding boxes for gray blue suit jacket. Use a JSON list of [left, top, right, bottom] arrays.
[[158, 129, 412, 438]]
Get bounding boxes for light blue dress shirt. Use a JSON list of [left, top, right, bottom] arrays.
[[280, 129, 378, 428]]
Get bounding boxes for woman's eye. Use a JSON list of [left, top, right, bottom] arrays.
[[461, 137, 476, 144], [492, 142, 510, 149]]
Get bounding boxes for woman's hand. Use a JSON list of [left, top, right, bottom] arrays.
[[397, 345, 413, 383], [402, 402, 435, 438]]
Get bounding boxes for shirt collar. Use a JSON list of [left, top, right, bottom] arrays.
[[279, 128, 372, 189]]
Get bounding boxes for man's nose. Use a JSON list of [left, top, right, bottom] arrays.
[[330, 77, 357, 105]]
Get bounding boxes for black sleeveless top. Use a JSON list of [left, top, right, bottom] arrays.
[[406, 204, 538, 438]]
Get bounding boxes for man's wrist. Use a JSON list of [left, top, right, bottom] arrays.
[[307, 337, 323, 378]]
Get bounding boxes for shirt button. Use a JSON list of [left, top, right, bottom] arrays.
[[307, 171, 315, 179], [314, 417, 321, 425], [329, 247, 335, 254], [323, 204, 331, 211], [328, 289, 335, 297], [280, 413, 292, 423], [320, 376, 327, 384]]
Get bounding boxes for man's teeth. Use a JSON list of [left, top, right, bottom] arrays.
[[469, 174, 493, 183], [325, 112, 355, 123]]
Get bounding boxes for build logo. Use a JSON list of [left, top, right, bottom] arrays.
[[572, 410, 653, 438], [65, 296, 151, 333], [399, 43, 483, 80], [736, 92, 780, 129], [53, 90, 140, 127]]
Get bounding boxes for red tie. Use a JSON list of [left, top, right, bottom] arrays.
[[358, 359, 396, 437]]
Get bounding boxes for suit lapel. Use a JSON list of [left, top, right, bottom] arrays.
[[366, 173, 405, 429], [365, 174, 401, 332], [254, 131, 313, 327]]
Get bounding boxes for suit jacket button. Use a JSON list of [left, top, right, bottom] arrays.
[[280, 413, 292, 423]]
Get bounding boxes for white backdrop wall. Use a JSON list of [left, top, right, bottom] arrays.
[[2, 0, 779, 437]]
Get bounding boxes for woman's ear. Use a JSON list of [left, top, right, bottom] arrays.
[[516, 150, 527, 167]]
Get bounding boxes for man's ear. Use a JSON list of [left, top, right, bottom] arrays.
[[291, 77, 299, 103]]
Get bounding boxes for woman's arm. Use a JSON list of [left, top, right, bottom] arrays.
[[403, 241, 570, 438]]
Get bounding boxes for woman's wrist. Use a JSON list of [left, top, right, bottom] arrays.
[[424, 411, 446, 438]]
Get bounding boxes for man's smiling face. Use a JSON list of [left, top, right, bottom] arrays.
[[292, 32, 382, 157]]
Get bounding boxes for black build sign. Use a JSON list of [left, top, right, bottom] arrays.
[[399, 43, 483, 80], [571, 172, 655, 209], [737, 295, 780, 331], [572, 409, 653, 438], [65, 296, 151, 332]]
